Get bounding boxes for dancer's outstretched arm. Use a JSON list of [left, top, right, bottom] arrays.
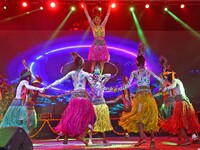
[[102, 73, 111, 84], [45, 71, 73, 89], [83, 5, 95, 27], [101, 5, 111, 26], [114, 71, 135, 92], [106, 95, 122, 104]]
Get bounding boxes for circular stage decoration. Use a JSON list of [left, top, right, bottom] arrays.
[[61, 60, 118, 78]]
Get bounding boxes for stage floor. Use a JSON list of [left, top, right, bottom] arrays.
[[32, 136, 200, 150]]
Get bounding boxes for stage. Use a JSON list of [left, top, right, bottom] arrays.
[[32, 136, 200, 150]]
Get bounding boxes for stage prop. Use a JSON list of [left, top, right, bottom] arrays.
[[0, 127, 33, 150]]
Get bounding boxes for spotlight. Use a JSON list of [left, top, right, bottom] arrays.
[[130, 7, 134, 12], [3, 6, 7, 10], [98, 7, 102, 11], [22, 2, 28, 8], [180, 4, 185, 9], [145, 4, 150, 9], [164, 7, 168, 11], [40, 6, 43, 10], [81, 3, 85, 8], [50, 2, 56, 8], [71, 6, 76, 11], [111, 3, 116, 8]]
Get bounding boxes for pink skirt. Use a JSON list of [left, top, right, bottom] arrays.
[[88, 37, 110, 62], [54, 97, 95, 137]]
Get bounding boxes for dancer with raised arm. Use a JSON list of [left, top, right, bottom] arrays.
[[45, 52, 95, 146], [0, 64, 44, 134], [83, 4, 111, 74]]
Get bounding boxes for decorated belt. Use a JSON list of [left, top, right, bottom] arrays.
[[10, 98, 24, 106], [136, 86, 151, 93], [174, 94, 190, 103], [71, 89, 89, 99], [93, 37, 106, 46], [92, 98, 106, 105]]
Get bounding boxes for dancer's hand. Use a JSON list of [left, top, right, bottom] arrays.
[[50, 96, 57, 101], [39, 88, 45, 93], [110, 87, 117, 92], [162, 87, 168, 92]]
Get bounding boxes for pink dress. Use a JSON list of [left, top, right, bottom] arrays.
[[88, 25, 110, 62], [84, 6, 111, 62]]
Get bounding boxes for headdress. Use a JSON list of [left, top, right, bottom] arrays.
[[32, 75, 42, 84], [159, 55, 176, 80], [163, 70, 176, 80], [93, 64, 101, 75], [159, 55, 168, 71], [137, 42, 146, 57], [71, 52, 85, 68], [92, 6, 103, 19]]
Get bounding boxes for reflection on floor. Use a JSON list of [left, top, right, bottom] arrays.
[[32, 136, 200, 150]]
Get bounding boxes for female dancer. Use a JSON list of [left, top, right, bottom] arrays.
[[161, 70, 200, 145], [0, 69, 44, 134], [154, 56, 175, 119], [106, 76, 135, 139], [83, 4, 111, 74], [89, 65, 113, 144], [111, 55, 163, 148], [25, 75, 55, 135], [45, 52, 95, 145]]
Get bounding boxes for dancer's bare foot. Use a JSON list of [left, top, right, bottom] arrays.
[[103, 139, 108, 143], [56, 135, 60, 141], [178, 139, 191, 146], [78, 136, 88, 146], [150, 139, 155, 148], [134, 139, 146, 147], [63, 135, 68, 144]]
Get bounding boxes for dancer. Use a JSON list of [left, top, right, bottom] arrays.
[[106, 76, 135, 139], [111, 55, 163, 148], [154, 56, 175, 119], [0, 69, 44, 134], [89, 64, 113, 144], [161, 70, 200, 145], [25, 75, 57, 135], [45, 52, 95, 145], [83, 4, 111, 74]]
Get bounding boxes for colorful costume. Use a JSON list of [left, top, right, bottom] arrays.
[[0, 78, 43, 134], [25, 77, 45, 132], [24, 96, 37, 131], [91, 74, 113, 132], [84, 6, 110, 62], [47, 69, 96, 137], [158, 56, 175, 119], [54, 89, 95, 137], [117, 68, 163, 133], [159, 90, 175, 119], [121, 88, 132, 113], [161, 78, 200, 135]]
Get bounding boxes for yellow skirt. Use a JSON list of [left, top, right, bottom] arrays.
[[93, 104, 113, 132], [119, 92, 159, 133]]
